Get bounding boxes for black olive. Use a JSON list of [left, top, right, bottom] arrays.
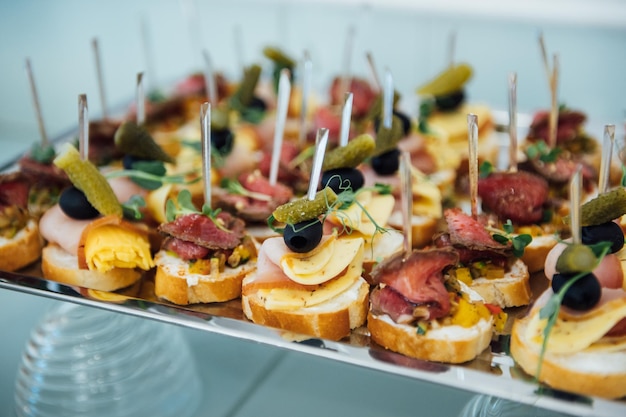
[[212, 128, 234, 156], [371, 148, 400, 176], [321, 168, 364, 193], [283, 219, 323, 253], [394, 111, 411, 136], [122, 154, 144, 170], [249, 96, 267, 112], [582, 221, 625, 254], [59, 186, 100, 220], [434, 89, 465, 112], [551, 272, 602, 311]]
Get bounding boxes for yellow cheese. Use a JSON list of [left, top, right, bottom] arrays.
[[280, 235, 336, 276], [411, 166, 443, 219], [84, 225, 154, 273], [259, 240, 364, 310], [327, 191, 395, 237], [281, 237, 364, 285], [525, 300, 626, 354]]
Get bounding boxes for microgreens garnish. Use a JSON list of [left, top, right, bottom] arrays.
[[29, 142, 56, 164], [489, 220, 532, 257], [164, 189, 230, 232], [417, 98, 435, 134], [220, 178, 272, 201], [181, 139, 228, 167], [536, 241, 612, 380], [479, 160, 494, 178], [525, 140, 561, 163], [288, 145, 315, 169], [105, 163, 200, 191], [122, 195, 146, 220]]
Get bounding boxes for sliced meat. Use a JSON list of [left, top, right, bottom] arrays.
[[370, 286, 447, 323], [329, 77, 376, 118], [0, 172, 30, 209], [526, 156, 597, 189], [18, 156, 70, 189], [370, 249, 458, 319], [161, 236, 209, 261], [527, 109, 586, 145], [158, 212, 245, 250], [478, 171, 548, 225], [444, 208, 510, 254]]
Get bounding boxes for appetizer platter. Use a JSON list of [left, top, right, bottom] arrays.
[[2, 43, 626, 417]]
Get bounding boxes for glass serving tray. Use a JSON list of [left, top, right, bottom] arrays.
[[1, 112, 625, 417]]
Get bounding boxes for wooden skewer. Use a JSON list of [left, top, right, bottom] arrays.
[[78, 94, 89, 161], [399, 150, 413, 254], [136, 72, 146, 126], [339, 92, 353, 147], [365, 51, 381, 93], [24, 58, 48, 146], [570, 166, 583, 244], [92, 38, 109, 120], [467, 113, 479, 220], [599, 124, 616, 195], [298, 50, 312, 147], [200, 102, 212, 208], [269, 69, 292, 186], [308, 128, 329, 201], [508, 72, 518, 172]]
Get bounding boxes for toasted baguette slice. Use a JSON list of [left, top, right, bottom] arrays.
[[520, 234, 558, 274], [510, 311, 626, 399], [154, 250, 257, 305], [0, 219, 43, 272], [387, 212, 439, 249], [41, 244, 142, 292], [241, 275, 369, 341], [469, 258, 531, 308], [368, 311, 493, 364]]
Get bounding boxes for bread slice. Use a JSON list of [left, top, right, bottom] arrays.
[[368, 311, 493, 364], [241, 275, 369, 341], [154, 250, 257, 305], [520, 234, 558, 274], [510, 312, 626, 399], [387, 212, 438, 249], [41, 244, 142, 292], [469, 258, 531, 308], [0, 219, 43, 272]]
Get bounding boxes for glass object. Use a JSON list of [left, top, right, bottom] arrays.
[[14, 302, 202, 417]]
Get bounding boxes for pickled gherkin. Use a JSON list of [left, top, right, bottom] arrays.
[[53, 144, 122, 217], [572, 187, 626, 226], [235, 64, 262, 107], [322, 134, 376, 171], [263, 46, 296, 68], [272, 188, 338, 224], [114, 121, 174, 163], [417, 63, 473, 96], [374, 116, 405, 155], [556, 243, 597, 274]]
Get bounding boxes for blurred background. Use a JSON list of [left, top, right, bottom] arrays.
[[1, 0, 625, 161], [1, 1, 625, 416]]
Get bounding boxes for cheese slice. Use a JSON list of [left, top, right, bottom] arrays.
[[327, 191, 395, 237], [525, 298, 626, 354], [281, 236, 363, 285], [259, 239, 365, 310], [84, 225, 154, 273]]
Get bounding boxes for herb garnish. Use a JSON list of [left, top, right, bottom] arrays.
[[220, 178, 272, 201], [105, 164, 200, 191], [525, 140, 561, 163], [164, 189, 230, 232], [122, 195, 146, 220], [490, 220, 532, 257], [479, 160, 494, 178], [29, 142, 56, 164]]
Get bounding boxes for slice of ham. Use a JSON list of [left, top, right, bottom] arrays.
[[0, 172, 30, 209], [242, 236, 322, 292], [533, 287, 626, 338], [39, 204, 91, 255], [370, 249, 458, 319]]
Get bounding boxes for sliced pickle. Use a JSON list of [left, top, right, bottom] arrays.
[[322, 134, 376, 171], [236, 64, 262, 107], [114, 121, 174, 163], [374, 116, 405, 155], [273, 188, 338, 224], [577, 187, 626, 226], [416, 63, 473, 96], [53, 144, 122, 217], [556, 243, 597, 274], [262, 46, 296, 68]]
